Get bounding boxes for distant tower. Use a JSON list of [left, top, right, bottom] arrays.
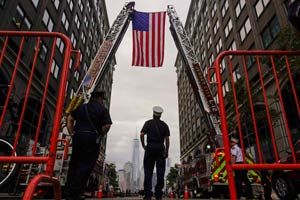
[[132, 135, 140, 192]]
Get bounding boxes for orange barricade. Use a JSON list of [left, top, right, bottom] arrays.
[[0, 31, 78, 199], [209, 50, 300, 199]]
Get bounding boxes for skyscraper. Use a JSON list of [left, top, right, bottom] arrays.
[[132, 136, 140, 192]]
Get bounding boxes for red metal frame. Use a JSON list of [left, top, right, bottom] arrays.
[[211, 50, 300, 199], [0, 31, 76, 199]]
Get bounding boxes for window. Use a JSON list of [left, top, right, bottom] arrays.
[[0, 0, 6, 7], [32, 0, 39, 8], [42, 9, 54, 32], [71, 33, 77, 48], [39, 41, 48, 62], [233, 65, 241, 82], [222, 81, 229, 96], [61, 12, 69, 31], [207, 36, 212, 49], [81, 32, 86, 45], [87, 1, 91, 13], [222, 0, 229, 17], [255, 0, 270, 18], [246, 44, 256, 69], [213, 20, 219, 35], [13, 5, 31, 30], [84, 15, 88, 28], [205, 21, 209, 33], [75, 14, 80, 30], [51, 59, 60, 79], [78, 0, 83, 12], [221, 59, 226, 73], [70, 89, 75, 99], [74, 71, 80, 81], [69, 58, 73, 69], [56, 38, 65, 54], [239, 18, 251, 42], [225, 19, 232, 38], [229, 40, 237, 50], [235, 0, 246, 18], [52, 0, 59, 10], [261, 17, 280, 48], [86, 46, 90, 57], [67, 0, 73, 11], [209, 54, 214, 66], [211, 3, 217, 17], [216, 38, 222, 54]]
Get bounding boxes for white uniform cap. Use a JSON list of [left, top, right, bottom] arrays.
[[230, 137, 239, 143], [153, 106, 163, 116]]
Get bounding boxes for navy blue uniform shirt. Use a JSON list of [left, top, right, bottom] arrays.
[[71, 100, 112, 133]]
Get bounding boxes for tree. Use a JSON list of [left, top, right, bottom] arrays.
[[107, 163, 118, 188], [166, 167, 178, 188]]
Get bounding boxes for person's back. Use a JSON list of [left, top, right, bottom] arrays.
[[140, 106, 170, 200], [65, 91, 112, 200]]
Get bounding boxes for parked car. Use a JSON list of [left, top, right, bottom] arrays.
[[271, 140, 300, 200]]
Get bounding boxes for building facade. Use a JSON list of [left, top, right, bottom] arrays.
[[0, 0, 115, 189], [176, 0, 298, 188]]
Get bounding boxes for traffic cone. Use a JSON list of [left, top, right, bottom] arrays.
[[170, 192, 174, 198], [97, 185, 103, 198], [183, 186, 189, 199]]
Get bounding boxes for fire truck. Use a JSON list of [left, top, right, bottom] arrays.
[[176, 147, 262, 198]]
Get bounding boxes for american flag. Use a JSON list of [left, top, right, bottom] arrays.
[[132, 11, 166, 67]]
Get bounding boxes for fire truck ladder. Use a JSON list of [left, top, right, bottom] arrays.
[[167, 5, 222, 148], [66, 2, 135, 113]]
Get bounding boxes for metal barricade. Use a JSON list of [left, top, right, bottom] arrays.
[[0, 31, 76, 199], [210, 50, 300, 199]]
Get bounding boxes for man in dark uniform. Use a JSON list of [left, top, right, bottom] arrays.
[[140, 106, 170, 200], [65, 91, 112, 200]]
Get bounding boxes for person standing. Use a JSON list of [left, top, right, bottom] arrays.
[[140, 106, 170, 200], [230, 137, 253, 199], [65, 91, 112, 200]]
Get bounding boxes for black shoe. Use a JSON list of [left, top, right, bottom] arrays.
[[143, 196, 152, 200]]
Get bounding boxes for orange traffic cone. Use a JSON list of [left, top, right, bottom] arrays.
[[170, 192, 174, 198], [97, 185, 103, 198], [184, 186, 189, 199]]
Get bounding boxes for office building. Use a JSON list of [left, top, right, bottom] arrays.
[[0, 0, 115, 187], [176, 0, 295, 175]]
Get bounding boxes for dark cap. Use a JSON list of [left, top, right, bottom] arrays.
[[91, 91, 106, 99]]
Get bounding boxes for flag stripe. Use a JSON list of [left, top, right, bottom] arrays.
[[151, 13, 156, 67], [132, 11, 166, 67]]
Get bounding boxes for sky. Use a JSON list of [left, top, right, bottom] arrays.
[[105, 0, 191, 170]]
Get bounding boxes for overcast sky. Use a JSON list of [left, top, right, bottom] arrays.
[[105, 0, 191, 170]]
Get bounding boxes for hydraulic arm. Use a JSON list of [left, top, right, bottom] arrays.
[[66, 2, 135, 113], [167, 5, 223, 148]]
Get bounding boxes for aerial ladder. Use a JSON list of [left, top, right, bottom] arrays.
[[65, 2, 222, 149], [65, 2, 135, 113], [167, 5, 222, 149]]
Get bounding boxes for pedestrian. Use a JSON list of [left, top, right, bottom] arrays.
[[230, 137, 253, 199], [65, 91, 112, 200], [140, 106, 170, 200]]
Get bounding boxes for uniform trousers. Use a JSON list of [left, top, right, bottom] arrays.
[[65, 131, 100, 200], [143, 147, 166, 199], [234, 164, 253, 198]]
